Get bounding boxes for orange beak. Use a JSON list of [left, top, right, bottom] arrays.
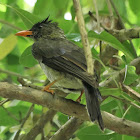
[[15, 30, 33, 37]]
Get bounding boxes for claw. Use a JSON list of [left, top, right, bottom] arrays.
[[42, 87, 54, 95], [42, 79, 58, 94], [76, 90, 84, 103]]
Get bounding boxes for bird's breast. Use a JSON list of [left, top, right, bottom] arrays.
[[39, 62, 83, 93]]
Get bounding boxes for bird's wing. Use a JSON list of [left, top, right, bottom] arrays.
[[32, 39, 98, 87]]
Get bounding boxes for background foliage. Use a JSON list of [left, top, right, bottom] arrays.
[[0, 0, 140, 140]]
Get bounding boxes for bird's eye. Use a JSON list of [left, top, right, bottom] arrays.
[[33, 31, 37, 35], [33, 30, 42, 39], [39, 25, 43, 28]]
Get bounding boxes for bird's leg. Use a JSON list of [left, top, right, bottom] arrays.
[[42, 79, 58, 94], [42, 77, 63, 94], [76, 90, 84, 103]]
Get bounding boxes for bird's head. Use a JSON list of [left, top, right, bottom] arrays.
[[16, 16, 65, 41]]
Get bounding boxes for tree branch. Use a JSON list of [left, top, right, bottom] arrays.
[[49, 117, 83, 140], [108, 95, 140, 109], [88, 12, 140, 42], [108, 28, 140, 42], [73, 0, 94, 75], [14, 104, 34, 140], [22, 109, 57, 140], [121, 84, 140, 102], [0, 82, 140, 137], [17, 78, 68, 140], [100, 57, 140, 88]]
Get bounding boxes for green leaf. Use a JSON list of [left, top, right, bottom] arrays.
[[121, 55, 127, 64], [66, 33, 100, 60], [122, 41, 137, 59], [19, 46, 38, 67], [100, 87, 121, 96], [54, 0, 69, 13], [66, 93, 79, 100], [71, 5, 75, 21], [0, 25, 13, 38], [91, 47, 100, 60], [123, 65, 139, 85], [0, 105, 28, 126], [1, 3, 41, 29], [112, 0, 127, 16], [0, 34, 17, 60], [128, 0, 140, 15], [58, 20, 74, 34], [122, 135, 140, 140], [66, 33, 81, 41], [88, 31, 135, 60], [7, 54, 19, 65], [34, 0, 70, 19], [57, 112, 69, 124], [76, 125, 120, 140], [101, 97, 118, 113], [125, 106, 140, 122], [33, 0, 56, 19], [0, 104, 41, 126], [10, 7, 41, 29]]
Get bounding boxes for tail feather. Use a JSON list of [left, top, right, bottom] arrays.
[[82, 81, 104, 130]]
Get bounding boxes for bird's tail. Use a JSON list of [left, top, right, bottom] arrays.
[[82, 81, 104, 130]]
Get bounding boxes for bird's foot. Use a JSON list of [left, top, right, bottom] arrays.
[[76, 97, 81, 103], [76, 90, 84, 103], [42, 87, 54, 95], [42, 80, 58, 95]]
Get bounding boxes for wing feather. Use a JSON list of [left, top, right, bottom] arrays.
[[32, 39, 98, 87]]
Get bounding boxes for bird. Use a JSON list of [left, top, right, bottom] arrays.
[[16, 16, 104, 130]]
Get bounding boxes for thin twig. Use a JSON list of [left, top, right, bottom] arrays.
[[89, 12, 140, 42], [106, 0, 114, 29], [121, 84, 140, 102], [109, 0, 137, 58], [41, 129, 45, 140], [100, 57, 140, 87], [2, 106, 19, 121], [109, 95, 140, 109], [0, 98, 10, 106], [17, 77, 42, 90], [122, 105, 132, 119], [93, 0, 100, 32], [88, 11, 108, 31], [17, 77, 68, 97], [109, 0, 125, 29], [108, 27, 140, 42], [13, 104, 34, 140], [0, 68, 42, 83], [0, 19, 22, 31]]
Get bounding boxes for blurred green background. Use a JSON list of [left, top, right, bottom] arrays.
[[0, 0, 140, 140]]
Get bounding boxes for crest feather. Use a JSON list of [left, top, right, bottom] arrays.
[[41, 16, 52, 24]]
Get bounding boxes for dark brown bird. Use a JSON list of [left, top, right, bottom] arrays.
[[16, 16, 104, 130]]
